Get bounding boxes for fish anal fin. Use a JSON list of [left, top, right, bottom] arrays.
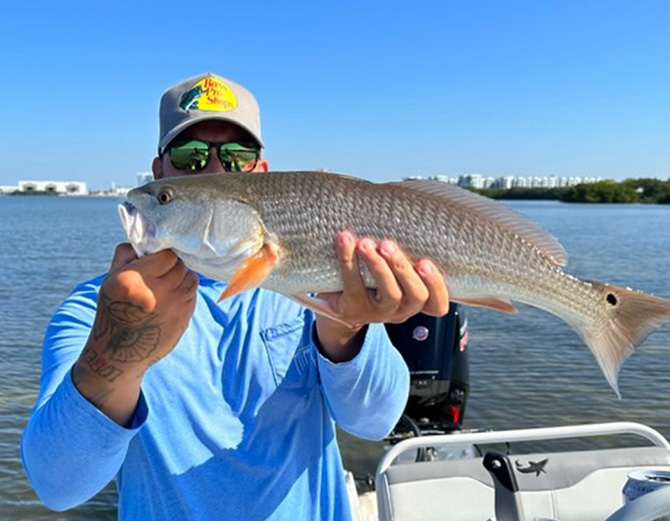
[[452, 296, 518, 313], [288, 294, 356, 328], [218, 243, 279, 302]]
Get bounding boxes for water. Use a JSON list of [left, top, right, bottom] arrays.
[[1, 197, 125, 521], [1, 196, 669, 519]]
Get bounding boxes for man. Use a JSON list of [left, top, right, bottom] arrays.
[[22, 72, 449, 520]]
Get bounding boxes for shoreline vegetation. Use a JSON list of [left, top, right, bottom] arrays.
[[470, 178, 670, 204]]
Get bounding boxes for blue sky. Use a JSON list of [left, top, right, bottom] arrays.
[[1, 0, 668, 190]]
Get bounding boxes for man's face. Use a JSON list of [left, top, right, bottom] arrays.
[[153, 120, 268, 179]]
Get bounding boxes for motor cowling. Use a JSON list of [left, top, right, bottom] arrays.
[[385, 304, 470, 433]]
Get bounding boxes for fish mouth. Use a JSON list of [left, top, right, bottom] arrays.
[[118, 201, 156, 257]]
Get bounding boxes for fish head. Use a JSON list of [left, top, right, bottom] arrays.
[[118, 176, 265, 280]]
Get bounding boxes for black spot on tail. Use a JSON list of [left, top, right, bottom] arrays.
[[607, 293, 618, 306]]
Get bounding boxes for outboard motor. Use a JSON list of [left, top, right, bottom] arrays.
[[349, 307, 471, 492], [385, 304, 470, 434]]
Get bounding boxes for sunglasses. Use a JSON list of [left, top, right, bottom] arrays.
[[166, 139, 261, 172]]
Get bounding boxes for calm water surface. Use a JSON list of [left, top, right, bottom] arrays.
[[1, 196, 669, 519]]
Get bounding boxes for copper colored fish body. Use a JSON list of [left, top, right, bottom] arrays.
[[119, 171, 670, 395]]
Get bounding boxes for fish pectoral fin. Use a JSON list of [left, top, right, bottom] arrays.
[[288, 294, 357, 328], [218, 244, 279, 302], [452, 297, 518, 313]]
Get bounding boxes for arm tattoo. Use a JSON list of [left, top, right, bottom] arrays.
[[81, 348, 124, 383], [93, 291, 162, 363]]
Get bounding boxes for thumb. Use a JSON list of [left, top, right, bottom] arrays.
[[110, 243, 139, 272]]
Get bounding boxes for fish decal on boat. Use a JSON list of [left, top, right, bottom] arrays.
[[515, 458, 549, 476], [118, 170, 670, 396]]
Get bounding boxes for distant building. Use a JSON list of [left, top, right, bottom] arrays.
[[18, 180, 88, 195], [458, 174, 498, 189], [405, 174, 605, 190], [407, 174, 460, 185], [433, 175, 459, 185], [137, 172, 154, 186], [91, 181, 133, 197], [459, 174, 485, 189], [0, 185, 19, 194]]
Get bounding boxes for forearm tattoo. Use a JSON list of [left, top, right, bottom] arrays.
[[82, 348, 124, 383], [93, 291, 162, 364]]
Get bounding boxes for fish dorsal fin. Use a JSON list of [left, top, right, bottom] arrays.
[[389, 179, 568, 266]]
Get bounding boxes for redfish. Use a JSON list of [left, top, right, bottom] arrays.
[[119, 171, 670, 395]]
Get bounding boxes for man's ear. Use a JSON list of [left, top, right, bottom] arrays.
[[254, 159, 269, 173], [152, 156, 163, 179]]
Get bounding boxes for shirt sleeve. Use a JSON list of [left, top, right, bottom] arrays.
[[21, 277, 148, 511], [315, 323, 410, 441]]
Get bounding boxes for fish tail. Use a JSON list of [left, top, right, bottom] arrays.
[[573, 281, 670, 397]]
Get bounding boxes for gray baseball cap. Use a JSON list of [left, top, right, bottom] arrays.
[[158, 72, 263, 154]]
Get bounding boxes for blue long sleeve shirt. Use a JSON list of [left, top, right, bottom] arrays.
[[21, 274, 410, 520]]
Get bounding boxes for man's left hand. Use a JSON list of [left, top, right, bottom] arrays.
[[315, 231, 449, 362]]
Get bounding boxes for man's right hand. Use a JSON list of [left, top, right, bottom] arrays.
[[72, 244, 198, 426]]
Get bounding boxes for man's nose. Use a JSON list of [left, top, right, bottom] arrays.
[[201, 146, 226, 174]]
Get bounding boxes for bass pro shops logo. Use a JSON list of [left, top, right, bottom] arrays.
[[179, 77, 238, 112], [515, 458, 549, 477]]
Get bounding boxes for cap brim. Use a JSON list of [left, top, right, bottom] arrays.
[[158, 113, 264, 154]]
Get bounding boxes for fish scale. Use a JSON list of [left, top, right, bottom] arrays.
[[246, 174, 622, 321]]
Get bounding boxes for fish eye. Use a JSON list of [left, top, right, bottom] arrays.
[[157, 188, 174, 205]]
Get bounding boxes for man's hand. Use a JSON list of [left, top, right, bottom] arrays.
[[315, 231, 449, 362], [72, 244, 198, 425]]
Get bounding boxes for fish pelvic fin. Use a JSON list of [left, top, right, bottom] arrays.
[[287, 294, 357, 328], [218, 243, 279, 302], [576, 281, 670, 398], [451, 296, 517, 313]]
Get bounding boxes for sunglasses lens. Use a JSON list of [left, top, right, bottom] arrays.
[[169, 140, 210, 171], [219, 143, 259, 172]]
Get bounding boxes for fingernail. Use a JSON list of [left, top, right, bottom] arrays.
[[339, 231, 352, 246], [359, 238, 375, 252], [418, 262, 432, 276], [381, 241, 396, 256]]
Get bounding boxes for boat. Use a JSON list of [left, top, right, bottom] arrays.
[[357, 421, 670, 521], [344, 308, 670, 520]]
